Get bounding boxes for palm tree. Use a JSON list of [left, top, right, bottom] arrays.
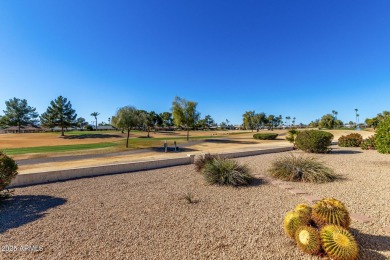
[[91, 112, 100, 131], [354, 109, 358, 126], [285, 116, 291, 128], [332, 110, 336, 118], [292, 117, 296, 126], [334, 111, 338, 120]]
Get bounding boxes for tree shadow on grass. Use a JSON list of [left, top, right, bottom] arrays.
[[63, 134, 122, 139], [350, 228, 390, 260], [0, 195, 67, 234], [150, 147, 198, 153]]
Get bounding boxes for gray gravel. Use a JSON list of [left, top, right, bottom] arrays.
[[1, 146, 389, 259]]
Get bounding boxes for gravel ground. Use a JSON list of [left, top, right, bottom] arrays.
[[1, 146, 389, 259]]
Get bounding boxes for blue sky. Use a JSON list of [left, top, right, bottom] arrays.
[[0, 1, 389, 125]]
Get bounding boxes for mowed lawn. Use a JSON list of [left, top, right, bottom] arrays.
[[0, 130, 250, 157]]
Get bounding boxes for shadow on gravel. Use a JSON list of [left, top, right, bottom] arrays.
[[249, 178, 265, 187], [331, 150, 363, 154], [0, 195, 67, 234], [63, 134, 122, 139], [351, 228, 390, 259]]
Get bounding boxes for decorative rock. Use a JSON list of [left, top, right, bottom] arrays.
[[279, 184, 293, 190], [288, 189, 308, 195], [350, 213, 374, 223], [383, 226, 390, 233]]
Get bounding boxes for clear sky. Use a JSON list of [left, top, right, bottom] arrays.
[[0, 1, 389, 125]]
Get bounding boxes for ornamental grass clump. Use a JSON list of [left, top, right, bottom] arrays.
[[194, 153, 219, 172], [283, 198, 359, 260], [202, 157, 252, 186], [268, 153, 336, 183]]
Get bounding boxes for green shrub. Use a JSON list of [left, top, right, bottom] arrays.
[[295, 130, 333, 153], [253, 133, 278, 140], [361, 135, 376, 150], [269, 153, 336, 183], [202, 157, 252, 186], [0, 151, 18, 193], [286, 129, 300, 148], [375, 117, 390, 154], [338, 133, 363, 147], [194, 153, 219, 172]]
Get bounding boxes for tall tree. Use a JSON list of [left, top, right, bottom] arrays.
[[160, 112, 173, 128], [112, 106, 142, 148], [354, 108, 358, 126], [172, 96, 200, 141], [142, 110, 159, 137], [292, 117, 296, 126], [40, 96, 77, 136], [267, 114, 276, 130], [91, 112, 100, 131], [319, 114, 335, 129], [2, 97, 39, 132], [242, 111, 255, 131], [77, 117, 87, 129]]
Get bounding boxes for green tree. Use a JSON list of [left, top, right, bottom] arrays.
[[112, 106, 142, 148], [172, 96, 200, 141], [204, 115, 215, 129], [253, 113, 266, 131], [77, 117, 87, 129], [319, 114, 335, 129], [2, 97, 39, 132], [40, 96, 77, 136], [354, 108, 358, 126], [309, 119, 319, 128], [91, 112, 100, 131], [242, 111, 255, 131], [143, 111, 159, 137], [160, 112, 173, 128]]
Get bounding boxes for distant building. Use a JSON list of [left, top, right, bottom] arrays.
[[2, 125, 44, 133], [96, 125, 117, 131]]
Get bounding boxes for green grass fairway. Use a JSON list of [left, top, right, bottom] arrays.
[[3, 142, 119, 155]]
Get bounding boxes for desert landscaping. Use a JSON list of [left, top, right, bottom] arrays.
[[0, 143, 389, 259]]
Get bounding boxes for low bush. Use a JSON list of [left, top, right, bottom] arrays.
[[202, 157, 252, 186], [361, 135, 376, 150], [286, 129, 300, 148], [338, 133, 363, 147], [375, 117, 390, 154], [194, 153, 219, 172], [269, 153, 336, 183], [0, 152, 18, 198], [253, 133, 278, 140], [295, 130, 333, 153]]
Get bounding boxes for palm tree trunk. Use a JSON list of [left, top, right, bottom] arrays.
[[126, 128, 130, 148]]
